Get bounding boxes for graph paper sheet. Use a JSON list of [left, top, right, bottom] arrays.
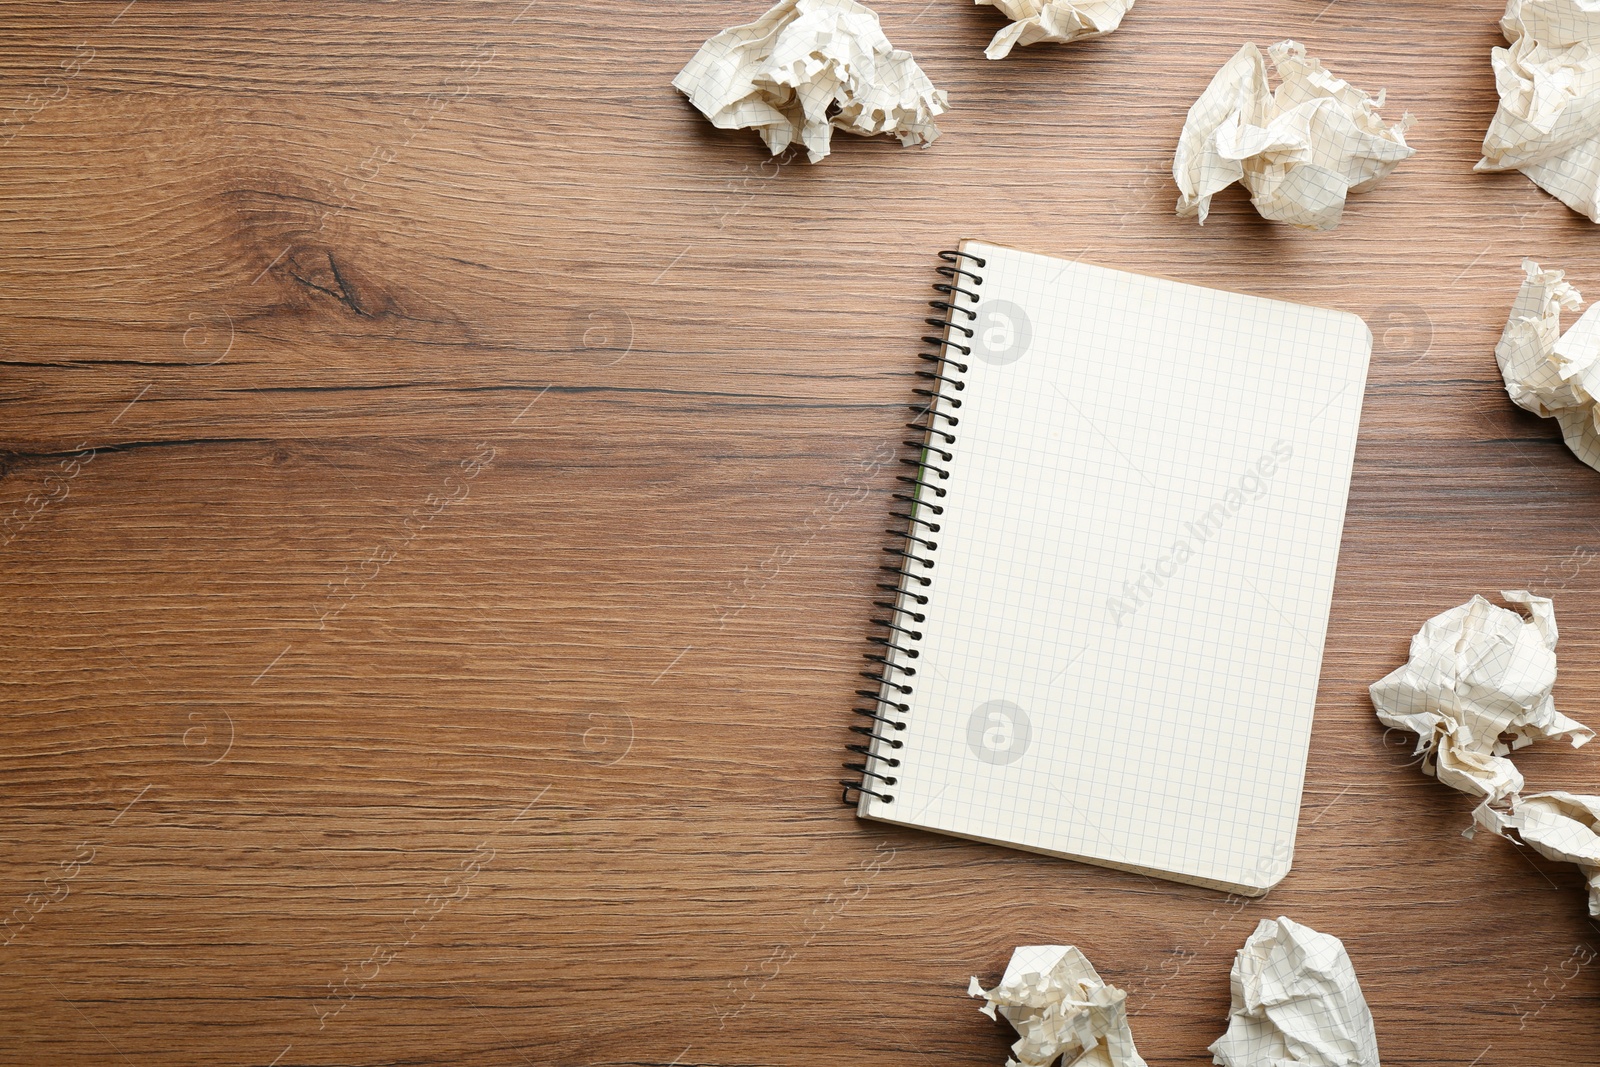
[[858, 240, 1372, 895]]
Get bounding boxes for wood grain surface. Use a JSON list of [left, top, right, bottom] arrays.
[[2, 1, 1598, 1064]]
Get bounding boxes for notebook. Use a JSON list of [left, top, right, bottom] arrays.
[[844, 240, 1372, 895]]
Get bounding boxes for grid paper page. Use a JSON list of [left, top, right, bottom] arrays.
[[860, 240, 1372, 895]]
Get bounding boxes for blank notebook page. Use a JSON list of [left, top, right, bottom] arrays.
[[859, 240, 1371, 895]]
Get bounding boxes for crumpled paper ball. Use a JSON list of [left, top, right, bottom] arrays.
[[1173, 40, 1414, 230], [673, 0, 948, 163], [1477, 0, 1600, 221], [969, 944, 1147, 1067], [1208, 917, 1379, 1067], [1476, 791, 1600, 916], [1370, 590, 1592, 815], [976, 0, 1135, 61], [1495, 258, 1600, 472]]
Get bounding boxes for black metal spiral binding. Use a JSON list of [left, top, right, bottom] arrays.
[[841, 248, 984, 806]]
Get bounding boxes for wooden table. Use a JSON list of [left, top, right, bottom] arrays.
[[2, 2, 1597, 1064]]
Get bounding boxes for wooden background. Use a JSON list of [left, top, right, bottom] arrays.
[[1, 1, 1598, 1064]]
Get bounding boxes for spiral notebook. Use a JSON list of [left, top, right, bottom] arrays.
[[845, 240, 1371, 895]]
